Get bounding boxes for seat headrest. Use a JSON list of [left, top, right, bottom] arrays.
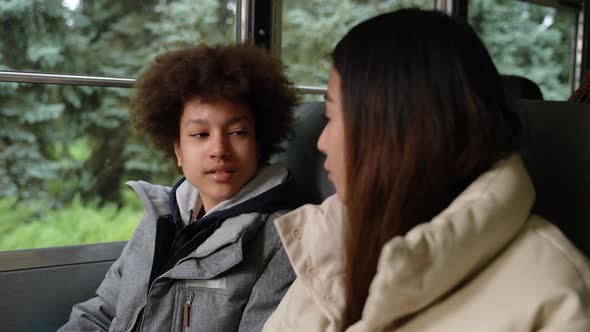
[[502, 75, 544, 100], [273, 102, 335, 205], [516, 99, 590, 256]]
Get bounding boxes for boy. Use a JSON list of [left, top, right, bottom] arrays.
[[59, 43, 299, 331]]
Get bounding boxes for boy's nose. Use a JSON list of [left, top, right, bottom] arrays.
[[210, 135, 230, 158]]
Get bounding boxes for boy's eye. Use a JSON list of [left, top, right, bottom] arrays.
[[190, 132, 209, 138], [229, 130, 248, 136]]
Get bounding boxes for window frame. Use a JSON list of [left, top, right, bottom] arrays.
[[0, 0, 322, 262], [438, 0, 585, 89], [0, 241, 126, 272]]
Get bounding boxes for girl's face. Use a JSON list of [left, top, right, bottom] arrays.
[[318, 68, 347, 202], [174, 97, 259, 212]]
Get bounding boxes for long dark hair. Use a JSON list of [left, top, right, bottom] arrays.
[[569, 72, 590, 102], [332, 9, 522, 326]]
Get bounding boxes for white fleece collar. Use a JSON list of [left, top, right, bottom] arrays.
[[175, 163, 288, 225]]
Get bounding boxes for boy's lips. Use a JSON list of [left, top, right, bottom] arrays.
[[206, 167, 236, 182]]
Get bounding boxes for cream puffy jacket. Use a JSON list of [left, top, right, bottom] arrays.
[[263, 155, 590, 332]]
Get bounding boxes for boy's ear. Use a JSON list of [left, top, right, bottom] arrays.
[[174, 142, 182, 167]]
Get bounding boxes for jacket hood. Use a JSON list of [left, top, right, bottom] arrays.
[[126, 163, 288, 221], [274, 154, 535, 328], [175, 163, 289, 223]]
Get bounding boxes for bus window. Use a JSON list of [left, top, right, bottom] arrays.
[[0, 0, 236, 77], [0, 82, 179, 251], [468, 0, 578, 100], [281, 0, 436, 88], [0, 0, 237, 251]]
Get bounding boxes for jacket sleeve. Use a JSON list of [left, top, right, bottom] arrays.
[[237, 213, 296, 332], [57, 243, 128, 332]]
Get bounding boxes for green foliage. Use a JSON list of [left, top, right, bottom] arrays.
[[0, 196, 37, 235], [283, 0, 574, 100], [469, 0, 575, 100], [0, 191, 143, 251], [0, 0, 220, 249], [0, 0, 225, 207], [282, 0, 434, 86]]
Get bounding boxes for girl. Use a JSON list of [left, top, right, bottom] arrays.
[[264, 9, 590, 332]]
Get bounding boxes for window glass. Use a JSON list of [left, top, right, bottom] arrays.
[[0, 0, 236, 77], [281, 0, 435, 87], [469, 0, 577, 100], [301, 93, 325, 102], [0, 83, 178, 250]]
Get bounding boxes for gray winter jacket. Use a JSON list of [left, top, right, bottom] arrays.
[[58, 164, 296, 332]]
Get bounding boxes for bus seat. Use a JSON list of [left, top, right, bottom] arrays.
[[502, 75, 544, 100], [273, 101, 335, 205], [0, 243, 124, 332], [517, 99, 590, 257], [279, 100, 590, 258]]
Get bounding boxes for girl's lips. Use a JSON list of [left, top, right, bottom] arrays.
[[324, 163, 333, 182]]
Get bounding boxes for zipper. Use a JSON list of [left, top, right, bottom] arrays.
[[131, 280, 157, 332], [124, 298, 148, 332], [183, 290, 194, 330], [134, 297, 150, 332], [133, 262, 193, 331]]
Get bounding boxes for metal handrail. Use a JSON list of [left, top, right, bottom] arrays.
[[0, 70, 134, 88], [0, 70, 327, 94], [295, 85, 326, 95]]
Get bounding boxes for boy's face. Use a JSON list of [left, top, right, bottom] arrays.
[[175, 97, 259, 212]]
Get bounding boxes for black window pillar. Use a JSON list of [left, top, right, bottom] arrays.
[[236, 0, 281, 56], [451, 0, 468, 20], [580, 0, 590, 83], [436, 0, 468, 20]]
